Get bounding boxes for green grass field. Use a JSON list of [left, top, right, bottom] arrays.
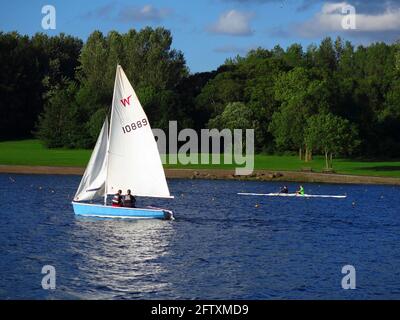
[[1, 140, 400, 178]]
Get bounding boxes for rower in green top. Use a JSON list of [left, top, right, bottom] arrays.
[[296, 185, 305, 196]]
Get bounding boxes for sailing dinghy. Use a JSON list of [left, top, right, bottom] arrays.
[[238, 193, 347, 199], [72, 65, 174, 220]]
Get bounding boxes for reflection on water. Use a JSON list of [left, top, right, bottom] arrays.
[[66, 218, 175, 299]]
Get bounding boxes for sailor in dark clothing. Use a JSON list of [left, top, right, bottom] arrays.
[[280, 186, 289, 194], [112, 190, 123, 207], [123, 189, 136, 208]]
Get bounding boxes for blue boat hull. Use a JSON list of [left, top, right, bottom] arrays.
[[72, 202, 173, 220]]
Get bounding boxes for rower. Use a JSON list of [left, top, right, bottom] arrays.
[[280, 186, 289, 194], [296, 185, 305, 195], [112, 190, 123, 207]]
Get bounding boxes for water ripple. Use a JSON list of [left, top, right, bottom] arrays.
[[0, 175, 400, 299]]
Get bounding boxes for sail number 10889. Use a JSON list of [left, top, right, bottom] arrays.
[[122, 119, 148, 134]]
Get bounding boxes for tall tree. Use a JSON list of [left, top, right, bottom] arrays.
[[305, 113, 360, 169], [37, 27, 188, 147], [269, 67, 329, 160]]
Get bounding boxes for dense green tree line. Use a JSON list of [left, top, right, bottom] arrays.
[[0, 29, 399, 159], [201, 38, 400, 159], [0, 32, 82, 140], [37, 28, 189, 148]]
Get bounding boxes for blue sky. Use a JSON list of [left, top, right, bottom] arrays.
[[1, 0, 400, 73]]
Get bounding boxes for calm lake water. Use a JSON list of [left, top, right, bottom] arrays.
[[0, 173, 400, 299]]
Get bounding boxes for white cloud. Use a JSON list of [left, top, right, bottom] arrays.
[[208, 10, 254, 36], [356, 8, 400, 31], [118, 4, 172, 22], [82, 3, 116, 19], [296, 2, 400, 37]]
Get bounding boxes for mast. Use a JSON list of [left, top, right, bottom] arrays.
[[104, 65, 119, 205]]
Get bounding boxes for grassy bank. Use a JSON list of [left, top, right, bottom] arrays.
[[1, 140, 400, 178]]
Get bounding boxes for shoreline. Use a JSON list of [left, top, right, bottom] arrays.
[[1, 165, 399, 186]]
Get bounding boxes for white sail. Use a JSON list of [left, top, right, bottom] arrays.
[[74, 118, 109, 201], [106, 65, 172, 198]]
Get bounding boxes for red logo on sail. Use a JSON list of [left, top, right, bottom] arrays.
[[120, 95, 132, 107]]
